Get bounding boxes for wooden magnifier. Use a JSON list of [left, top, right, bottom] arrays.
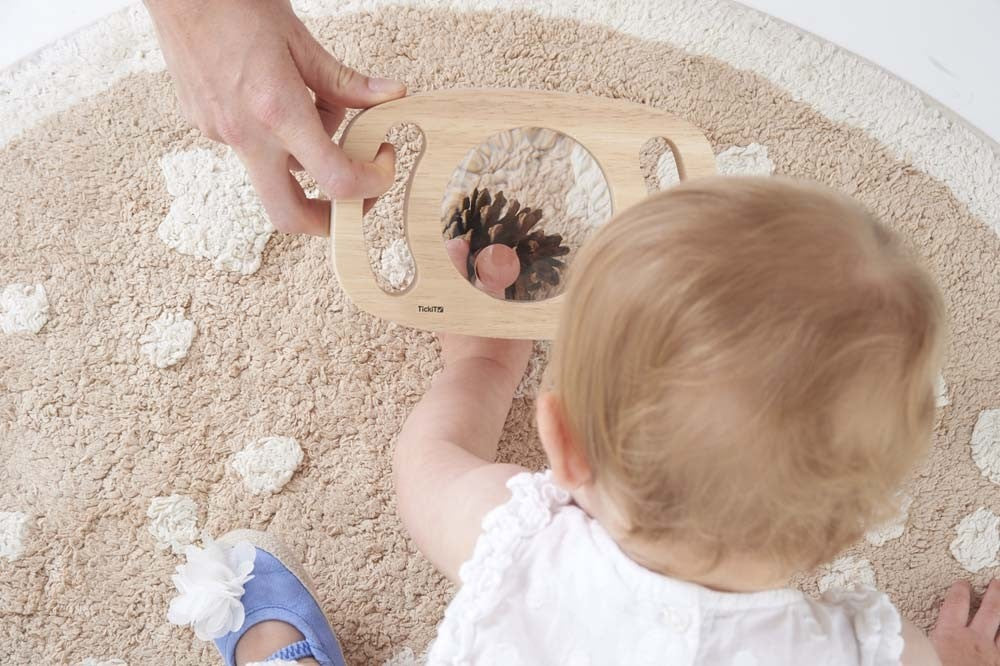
[[331, 89, 715, 339]]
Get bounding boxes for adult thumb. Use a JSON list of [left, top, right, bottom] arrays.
[[294, 36, 405, 109]]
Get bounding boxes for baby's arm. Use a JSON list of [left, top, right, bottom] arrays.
[[393, 333, 532, 581], [393, 240, 533, 582], [902, 618, 943, 666]]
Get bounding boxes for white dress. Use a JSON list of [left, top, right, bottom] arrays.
[[426, 471, 904, 666]]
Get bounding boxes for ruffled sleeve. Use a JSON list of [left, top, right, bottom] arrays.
[[822, 588, 904, 666], [457, 471, 571, 593], [426, 471, 571, 665]]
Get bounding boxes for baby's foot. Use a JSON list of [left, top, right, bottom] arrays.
[[235, 620, 318, 666], [168, 530, 345, 666]]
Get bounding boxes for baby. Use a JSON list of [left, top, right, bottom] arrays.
[[394, 176, 946, 664], [168, 176, 993, 666]]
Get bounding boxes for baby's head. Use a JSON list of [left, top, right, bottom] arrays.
[[539, 176, 945, 575]]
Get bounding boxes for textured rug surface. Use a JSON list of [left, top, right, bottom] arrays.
[[2, 1, 1000, 664]]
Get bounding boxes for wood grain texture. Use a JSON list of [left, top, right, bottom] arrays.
[[331, 89, 716, 339]]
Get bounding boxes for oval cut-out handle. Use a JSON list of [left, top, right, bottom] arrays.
[[331, 89, 715, 339]]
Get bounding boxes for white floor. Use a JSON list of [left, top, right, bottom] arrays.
[[1, 0, 134, 68], [1, 0, 998, 143], [738, 0, 999, 144]]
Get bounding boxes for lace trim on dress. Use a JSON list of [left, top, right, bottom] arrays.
[[822, 587, 904, 666], [426, 471, 571, 664]]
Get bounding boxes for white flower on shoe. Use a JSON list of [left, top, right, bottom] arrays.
[[167, 539, 256, 641]]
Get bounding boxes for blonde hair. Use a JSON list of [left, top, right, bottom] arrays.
[[553, 176, 946, 569]]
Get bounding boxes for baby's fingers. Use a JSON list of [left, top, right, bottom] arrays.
[[444, 239, 520, 299], [445, 237, 472, 277], [474, 245, 520, 298]]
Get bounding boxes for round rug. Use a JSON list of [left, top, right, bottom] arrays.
[[2, 1, 999, 664]]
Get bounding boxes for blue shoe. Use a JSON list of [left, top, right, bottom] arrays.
[[168, 529, 345, 666]]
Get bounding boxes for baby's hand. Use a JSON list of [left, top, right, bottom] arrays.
[[931, 580, 1000, 666], [394, 239, 534, 581], [440, 238, 533, 384]]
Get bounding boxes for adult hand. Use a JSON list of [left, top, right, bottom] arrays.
[[145, 0, 405, 234], [931, 580, 1000, 665]]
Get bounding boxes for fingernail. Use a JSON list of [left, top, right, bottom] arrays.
[[368, 77, 405, 94]]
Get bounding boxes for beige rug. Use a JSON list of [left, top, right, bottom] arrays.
[[2, 2, 1000, 664]]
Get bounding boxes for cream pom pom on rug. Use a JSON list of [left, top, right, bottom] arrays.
[[1, 1, 1000, 663]]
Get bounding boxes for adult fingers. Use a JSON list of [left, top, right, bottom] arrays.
[[242, 151, 330, 235], [934, 581, 972, 634], [251, 69, 394, 200], [971, 579, 1000, 639], [316, 100, 347, 138], [323, 111, 345, 137], [287, 105, 346, 171], [362, 143, 397, 215], [293, 35, 405, 109], [280, 110, 395, 201]]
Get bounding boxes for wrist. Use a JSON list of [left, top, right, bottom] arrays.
[[442, 354, 524, 392]]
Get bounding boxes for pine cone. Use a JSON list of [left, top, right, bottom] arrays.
[[444, 187, 570, 300]]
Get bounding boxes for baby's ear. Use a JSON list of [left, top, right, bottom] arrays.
[[537, 392, 592, 489]]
